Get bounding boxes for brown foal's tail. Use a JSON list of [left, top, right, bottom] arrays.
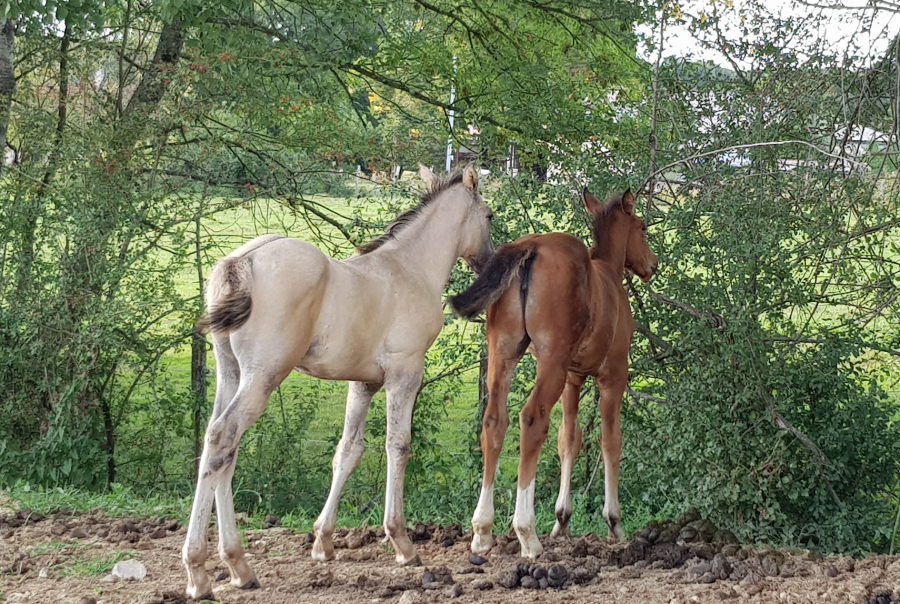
[[450, 244, 537, 319], [203, 256, 254, 333]]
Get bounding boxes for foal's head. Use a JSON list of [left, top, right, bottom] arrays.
[[584, 189, 658, 282], [419, 163, 494, 273]]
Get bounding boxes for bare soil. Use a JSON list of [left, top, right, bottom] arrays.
[[2, 510, 898, 604]]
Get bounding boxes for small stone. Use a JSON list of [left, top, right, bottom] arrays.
[[50, 523, 67, 536], [449, 584, 463, 598], [263, 514, 280, 528], [472, 580, 493, 591], [422, 571, 436, 585], [398, 590, 421, 604], [38, 568, 48, 579], [70, 528, 88, 539], [468, 554, 488, 566], [111, 559, 147, 580]]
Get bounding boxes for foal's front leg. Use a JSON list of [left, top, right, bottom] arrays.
[[382, 366, 424, 565], [312, 381, 381, 561]]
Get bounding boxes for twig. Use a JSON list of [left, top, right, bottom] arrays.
[[636, 140, 871, 197]]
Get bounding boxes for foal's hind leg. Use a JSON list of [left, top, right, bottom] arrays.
[[313, 380, 382, 561], [471, 334, 524, 555], [551, 374, 585, 538], [183, 332, 303, 599], [209, 336, 260, 590], [182, 371, 273, 599], [513, 361, 568, 559], [597, 372, 627, 541]]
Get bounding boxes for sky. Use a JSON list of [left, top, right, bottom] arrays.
[[636, 0, 899, 69]]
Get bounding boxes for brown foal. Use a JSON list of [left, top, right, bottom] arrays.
[[450, 189, 657, 559]]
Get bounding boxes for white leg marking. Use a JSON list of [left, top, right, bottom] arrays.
[[513, 479, 542, 558], [471, 482, 495, 554]]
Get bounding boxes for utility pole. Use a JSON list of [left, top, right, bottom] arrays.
[[445, 55, 457, 172]]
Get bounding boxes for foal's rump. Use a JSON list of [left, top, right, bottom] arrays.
[[205, 234, 329, 335], [449, 233, 591, 321]]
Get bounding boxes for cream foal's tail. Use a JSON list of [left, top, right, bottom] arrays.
[[202, 256, 254, 333]]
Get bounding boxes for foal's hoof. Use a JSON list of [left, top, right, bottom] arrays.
[[240, 576, 261, 590], [400, 553, 422, 567], [191, 590, 215, 602], [471, 532, 493, 555], [311, 537, 335, 562]]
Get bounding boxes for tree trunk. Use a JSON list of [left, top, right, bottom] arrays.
[[0, 19, 15, 179], [123, 18, 184, 119], [191, 209, 207, 479]]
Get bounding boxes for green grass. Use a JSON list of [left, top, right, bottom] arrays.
[[5, 481, 192, 520]]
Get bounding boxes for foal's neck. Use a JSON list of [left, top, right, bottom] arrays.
[[590, 217, 627, 279], [384, 191, 466, 293]]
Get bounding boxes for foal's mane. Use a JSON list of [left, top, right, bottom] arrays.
[[356, 170, 467, 255]]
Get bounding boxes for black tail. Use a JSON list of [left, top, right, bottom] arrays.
[[450, 244, 537, 319]]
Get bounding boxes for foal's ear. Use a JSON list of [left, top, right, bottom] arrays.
[[418, 163, 436, 190], [583, 189, 604, 217], [621, 189, 636, 215], [463, 162, 479, 191]]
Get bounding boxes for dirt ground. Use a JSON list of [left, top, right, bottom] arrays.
[[2, 509, 899, 604]]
